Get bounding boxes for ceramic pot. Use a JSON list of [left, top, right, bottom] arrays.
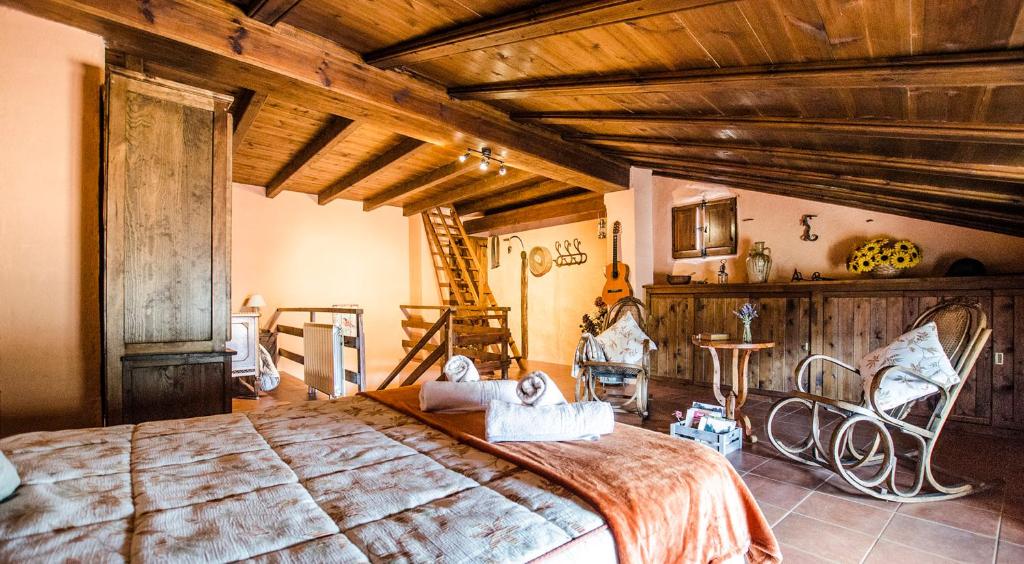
[[746, 241, 773, 283]]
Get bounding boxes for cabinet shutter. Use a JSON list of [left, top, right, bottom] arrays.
[[703, 198, 737, 256], [672, 204, 701, 258]]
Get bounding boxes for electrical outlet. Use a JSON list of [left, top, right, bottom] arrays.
[[994, 352, 1004, 365]]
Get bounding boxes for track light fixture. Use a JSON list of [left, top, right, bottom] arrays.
[[457, 147, 506, 176]]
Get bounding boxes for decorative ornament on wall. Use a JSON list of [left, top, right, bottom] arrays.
[[597, 218, 607, 239], [847, 238, 922, 279], [800, 215, 819, 241], [528, 246, 553, 277]]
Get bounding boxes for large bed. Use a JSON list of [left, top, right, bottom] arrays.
[[0, 388, 780, 563]]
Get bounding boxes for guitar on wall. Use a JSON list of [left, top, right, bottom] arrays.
[[601, 221, 634, 305]]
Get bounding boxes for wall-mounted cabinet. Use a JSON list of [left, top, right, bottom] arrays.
[[671, 197, 737, 259], [646, 276, 1024, 434], [102, 69, 233, 425]]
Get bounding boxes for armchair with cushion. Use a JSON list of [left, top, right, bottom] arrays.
[[573, 297, 654, 419], [766, 298, 994, 502]]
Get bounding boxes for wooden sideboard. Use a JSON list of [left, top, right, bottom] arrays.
[[645, 276, 1024, 434]]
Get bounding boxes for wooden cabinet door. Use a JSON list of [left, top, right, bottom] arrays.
[[123, 354, 232, 424], [992, 292, 1023, 430], [103, 70, 232, 424], [671, 204, 700, 259], [647, 295, 694, 379], [703, 198, 737, 257]]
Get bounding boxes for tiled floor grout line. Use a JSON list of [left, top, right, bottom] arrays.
[[895, 511, 1001, 539], [858, 510, 899, 564]]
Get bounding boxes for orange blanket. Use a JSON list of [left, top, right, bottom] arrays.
[[363, 387, 781, 564]]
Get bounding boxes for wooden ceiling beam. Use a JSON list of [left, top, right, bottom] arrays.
[[451, 50, 1024, 99], [364, 0, 730, 69], [568, 134, 1024, 182], [463, 193, 606, 236], [8, 0, 628, 194], [402, 169, 536, 216], [318, 137, 427, 205], [231, 89, 268, 156], [515, 113, 1024, 145], [245, 0, 304, 25], [265, 116, 360, 198], [456, 180, 576, 215], [621, 153, 1023, 208], [362, 161, 477, 212], [654, 168, 1024, 237]]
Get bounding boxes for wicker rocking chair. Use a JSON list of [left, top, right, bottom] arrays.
[[573, 297, 650, 419], [766, 299, 994, 503]]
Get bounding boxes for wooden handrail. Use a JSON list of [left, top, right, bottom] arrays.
[[265, 305, 367, 394], [378, 308, 451, 389]]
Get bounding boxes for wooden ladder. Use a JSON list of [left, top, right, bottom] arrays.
[[422, 207, 526, 369]]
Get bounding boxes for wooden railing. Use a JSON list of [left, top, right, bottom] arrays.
[[265, 307, 366, 396], [378, 305, 511, 389]]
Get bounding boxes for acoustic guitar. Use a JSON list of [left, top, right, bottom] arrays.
[[602, 221, 634, 305]]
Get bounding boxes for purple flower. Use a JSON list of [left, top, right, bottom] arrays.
[[673, 410, 684, 422], [733, 303, 758, 323]]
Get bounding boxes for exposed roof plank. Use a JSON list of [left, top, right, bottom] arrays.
[[655, 169, 1024, 237], [624, 154, 1023, 208], [515, 113, 1024, 145], [463, 193, 606, 236], [266, 116, 360, 198], [455, 180, 575, 215], [246, 0, 304, 25], [574, 135, 1024, 182], [8, 0, 629, 193], [362, 161, 476, 211], [450, 50, 1024, 99], [402, 169, 536, 216], [231, 90, 269, 156], [364, 0, 731, 69], [318, 137, 427, 205]]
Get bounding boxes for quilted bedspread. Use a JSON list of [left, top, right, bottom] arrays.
[[0, 396, 609, 563]]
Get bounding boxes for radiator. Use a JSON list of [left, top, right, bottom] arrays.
[[303, 322, 345, 398]]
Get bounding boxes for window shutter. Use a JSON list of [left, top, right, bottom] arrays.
[[703, 198, 737, 256], [672, 204, 701, 258]]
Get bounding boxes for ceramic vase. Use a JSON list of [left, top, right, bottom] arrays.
[[746, 241, 772, 283]]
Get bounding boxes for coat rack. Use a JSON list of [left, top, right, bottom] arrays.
[[554, 239, 588, 267]]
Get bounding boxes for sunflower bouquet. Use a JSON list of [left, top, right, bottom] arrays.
[[847, 238, 922, 277]]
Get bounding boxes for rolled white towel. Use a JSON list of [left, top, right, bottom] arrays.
[[516, 371, 567, 407], [485, 400, 615, 443], [443, 355, 480, 382], [420, 380, 520, 412]]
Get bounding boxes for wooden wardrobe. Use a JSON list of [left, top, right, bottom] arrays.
[[102, 69, 233, 425]]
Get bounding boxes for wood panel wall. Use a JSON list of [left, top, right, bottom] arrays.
[[646, 276, 1024, 433]]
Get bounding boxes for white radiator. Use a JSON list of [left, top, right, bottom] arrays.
[[303, 322, 345, 398]]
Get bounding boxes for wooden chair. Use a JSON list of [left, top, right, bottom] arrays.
[[766, 299, 994, 502], [573, 297, 650, 419]]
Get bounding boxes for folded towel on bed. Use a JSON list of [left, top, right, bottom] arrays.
[[516, 371, 566, 406], [419, 380, 520, 412], [0, 451, 20, 502], [485, 400, 615, 443], [443, 355, 480, 382]]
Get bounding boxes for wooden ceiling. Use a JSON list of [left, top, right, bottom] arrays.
[[12, 0, 1024, 235]]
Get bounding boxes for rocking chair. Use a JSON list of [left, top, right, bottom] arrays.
[[766, 299, 994, 503], [573, 297, 650, 419]]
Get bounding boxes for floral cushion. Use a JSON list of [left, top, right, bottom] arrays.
[[594, 312, 657, 365], [858, 322, 960, 411]]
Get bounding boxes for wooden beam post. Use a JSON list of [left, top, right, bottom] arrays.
[[6, 0, 628, 193], [231, 89, 268, 156], [451, 50, 1024, 99], [318, 137, 427, 205], [265, 116, 360, 197], [363, 161, 477, 211], [513, 113, 1024, 145], [364, 0, 730, 68], [463, 193, 606, 235], [246, 0, 304, 25], [402, 169, 536, 216], [455, 180, 575, 215]]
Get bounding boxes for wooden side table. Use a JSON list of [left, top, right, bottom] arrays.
[[691, 338, 775, 443]]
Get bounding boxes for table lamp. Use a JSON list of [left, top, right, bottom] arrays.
[[245, 294, 266, 316]]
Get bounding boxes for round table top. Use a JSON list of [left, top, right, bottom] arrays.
[[691, 338, 775, 350]]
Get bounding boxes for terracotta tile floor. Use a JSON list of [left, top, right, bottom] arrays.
[[234, 361, 1024, 564]]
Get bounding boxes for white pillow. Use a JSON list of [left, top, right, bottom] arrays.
[[0, 451, 20, 501], [594, 312, 657, 365], [858, 322, 960, 411]]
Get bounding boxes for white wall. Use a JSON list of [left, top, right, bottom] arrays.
[[231, 185, 412, 388], [0, 8, 104, 436]]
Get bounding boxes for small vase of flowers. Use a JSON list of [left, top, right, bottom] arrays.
[[733, 303, 758, 344], [847, 238, 921, 279]]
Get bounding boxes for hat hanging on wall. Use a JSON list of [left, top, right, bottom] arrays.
[[528, 246, 553, 277]]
